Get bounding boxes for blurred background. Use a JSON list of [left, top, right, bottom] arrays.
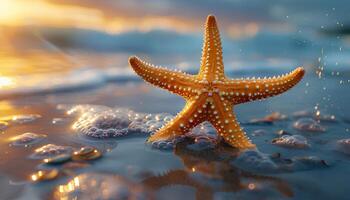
[[0, 0, 349, 97]]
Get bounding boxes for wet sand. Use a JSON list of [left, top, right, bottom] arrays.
[[0, 74, 350, 200]]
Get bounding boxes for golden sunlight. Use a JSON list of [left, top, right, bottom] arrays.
[[0, 0, 103, 28], [0, 0, 197, 34], [0, 77, 13, 89], [0, 0, 19, 23]]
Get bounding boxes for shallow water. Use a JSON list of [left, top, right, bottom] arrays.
[[0, 71, 349, 200]]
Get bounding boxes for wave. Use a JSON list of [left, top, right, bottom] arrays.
[[0, 55, 345, 99], [0, 67, 136, 98]]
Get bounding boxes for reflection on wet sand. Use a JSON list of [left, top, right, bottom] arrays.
[[53, 173, 154, 200], [142, 138, 293, 200]]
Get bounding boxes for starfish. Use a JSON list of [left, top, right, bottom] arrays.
[[129, 15, 305, 149]]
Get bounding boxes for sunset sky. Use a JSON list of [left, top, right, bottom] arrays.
[[0, 0, 348, 35], [0, 0, 348, 80]]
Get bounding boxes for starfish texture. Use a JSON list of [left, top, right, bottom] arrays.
[[129, 15, 305, 149]]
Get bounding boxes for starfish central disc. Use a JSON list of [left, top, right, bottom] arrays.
[[128, 15, 305, 149]]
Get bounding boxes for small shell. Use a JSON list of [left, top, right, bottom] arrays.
[[293, 118, 326, 132]]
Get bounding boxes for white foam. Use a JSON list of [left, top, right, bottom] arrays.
[[64, 104, 174, 139], [61, 104, 220, 151]]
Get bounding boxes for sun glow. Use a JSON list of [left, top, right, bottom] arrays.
[[0, 77, 13, 88], [0, 0, 15, 22], [0, 0, 103, 28]]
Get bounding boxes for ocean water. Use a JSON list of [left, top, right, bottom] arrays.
[[0, 50, 349, 200]]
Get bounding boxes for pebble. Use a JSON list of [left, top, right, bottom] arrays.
[[9, 132, 47, 146], [293, 118, 326, 132], [72, 146, 102, 161], [44, 154, 71, 165], [272, 135, 310, 149], [31, 144, 73, 159]]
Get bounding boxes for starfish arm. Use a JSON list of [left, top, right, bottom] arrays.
[[129, 56, 200, 98], [197, 15, 225, 82], [208, 94, 255, 149], [148, 95, 208, 142], [220, 67, 305, 105]]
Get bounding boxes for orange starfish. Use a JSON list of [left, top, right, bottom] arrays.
[[129, 15, 305, 149]]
